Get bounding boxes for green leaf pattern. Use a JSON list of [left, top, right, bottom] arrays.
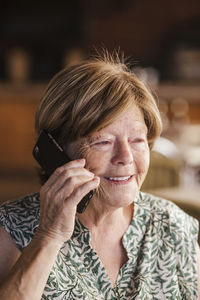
[[0, 192, 199, 299]]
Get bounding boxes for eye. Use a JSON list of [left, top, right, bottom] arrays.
[[130, 137, 147, 147], [135, 138, 145, 143], [130, 137, 143, 143], [90, 139, 112, 148], [95, 140, 110, 145]]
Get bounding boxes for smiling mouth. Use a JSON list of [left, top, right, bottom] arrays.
[[104, 175, 133, 182]]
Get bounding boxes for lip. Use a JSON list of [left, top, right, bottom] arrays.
[[103, 175, 134, 185]]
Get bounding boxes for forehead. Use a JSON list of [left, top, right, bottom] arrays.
[[91, 104, 147, 137]]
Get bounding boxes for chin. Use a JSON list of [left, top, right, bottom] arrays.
[[95, 182, 139, 209], [114, 189, 139, 206]]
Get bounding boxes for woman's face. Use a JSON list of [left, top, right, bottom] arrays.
[[68, 104, 150, 209]]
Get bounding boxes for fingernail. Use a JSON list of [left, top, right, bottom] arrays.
[[93, 176, 100, 182], [88, 172, 94, 177], [78, 158, 85, 164]]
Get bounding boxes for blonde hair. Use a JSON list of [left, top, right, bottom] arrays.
[[35, 52, 162, 153]]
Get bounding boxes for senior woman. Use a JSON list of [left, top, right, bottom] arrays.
[[0, 52, 199, 299]]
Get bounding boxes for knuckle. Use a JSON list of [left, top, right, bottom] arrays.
[[63, 169, 71, 178], [54, 166, 63, 175], [45, 189, 53, 200], [67, 176, 76, 186], [40, 185, 48, 197], [74, 188, 82, 199], [40, 185, 45, 194], [75, 182, 90, 197], [72, 188, 84, 202], [53, 191, 63, 203]]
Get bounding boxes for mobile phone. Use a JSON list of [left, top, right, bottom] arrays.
[[32, 130, 93, 213]]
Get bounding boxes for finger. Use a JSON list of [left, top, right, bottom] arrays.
[[52, 173, 96, 200], [52, 158, 86, 178], [57, 158, 86, 170], [43, 158, 88, 187], [66, 176, 100, 207], [44, 166, 94, 193]]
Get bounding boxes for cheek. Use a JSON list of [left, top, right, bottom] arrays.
[[84, 147, 150, 175], [84, 150, 110, 175], [136, 149, 150, 173]]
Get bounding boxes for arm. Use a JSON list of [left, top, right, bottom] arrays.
[[0, 227, 21, 282], [0, 159, 99, 300], [197, 244, 200, 299], [0, 230, 62, 300]]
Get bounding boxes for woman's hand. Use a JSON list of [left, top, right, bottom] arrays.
[[36, 159, 100, 245]]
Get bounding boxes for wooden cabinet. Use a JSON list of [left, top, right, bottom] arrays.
[[0, 83, 45, 172], [156, 83, 200, 123]]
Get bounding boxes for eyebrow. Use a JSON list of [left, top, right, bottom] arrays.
[[87, 123, 148, 143]]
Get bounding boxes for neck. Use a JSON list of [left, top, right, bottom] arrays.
[[77, 198, 134, 233]]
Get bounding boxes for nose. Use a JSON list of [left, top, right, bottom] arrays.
[[111, 140, 133, 166]]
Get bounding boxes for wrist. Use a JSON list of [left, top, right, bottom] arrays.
[[33, 229, 65, 251]]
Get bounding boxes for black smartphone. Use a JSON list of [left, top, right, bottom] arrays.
[[32, 130, 93, 213]]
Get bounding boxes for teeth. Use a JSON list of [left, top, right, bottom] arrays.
[[106, 176, 131, 181]]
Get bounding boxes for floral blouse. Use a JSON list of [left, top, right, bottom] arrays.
[[0, 192, 199, 299]]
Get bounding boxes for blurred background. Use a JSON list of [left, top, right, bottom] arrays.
[[0, 0, 200, 226]]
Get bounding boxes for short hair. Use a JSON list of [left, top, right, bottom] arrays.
[[35, 51, 162, 183]]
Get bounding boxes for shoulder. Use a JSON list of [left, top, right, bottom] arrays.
[[137, 191, 199, 243], [0, 193, 40, 222], [0, 193, 40, 251], [136, 192, 199, 297]]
